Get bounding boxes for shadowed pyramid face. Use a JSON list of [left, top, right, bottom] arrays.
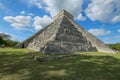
[[16, 10, 115, 54]]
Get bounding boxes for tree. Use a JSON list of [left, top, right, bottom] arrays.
[[0, 33, 19, 47], [0, 33, 12, 40], [108, 43, 120, 51]]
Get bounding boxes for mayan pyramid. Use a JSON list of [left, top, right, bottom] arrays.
[[17, 10, 115, 54]]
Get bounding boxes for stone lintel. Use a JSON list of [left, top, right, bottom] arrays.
[[53, 10, 73, 21]]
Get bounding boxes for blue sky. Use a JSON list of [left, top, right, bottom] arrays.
[[0, 0, 120, 43]]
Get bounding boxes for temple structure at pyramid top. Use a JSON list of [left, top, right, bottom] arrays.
[[53, 10, 73, 21], [16, 10, 116, 54]]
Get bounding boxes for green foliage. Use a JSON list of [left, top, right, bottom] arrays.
[[5, 40, 19, 47], [0, 36, 6, 45], [0, 33, 12, 40], [108, 43, 120, 51], [0, 36, 19, 47], [0, 48, 120, 80]]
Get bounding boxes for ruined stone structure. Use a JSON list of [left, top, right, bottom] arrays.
[[17, 10, 115, 54]]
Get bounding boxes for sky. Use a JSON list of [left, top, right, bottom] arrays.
[[0, 0, 120, 43]]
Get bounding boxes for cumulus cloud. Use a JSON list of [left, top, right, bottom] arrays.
[[88, 28, 111, 36], [118, 29, 120, 32], [33, 15, 52, 30], [28, 0, 42, 8], [20, 11, 25, 14], [26, 0, 86, 21], [112, 15, 120, 23], [43, 0, 84, 18], [76, 14, 86, 21], [85, 0, 120, 23], [4, 16, 32, 29], [3, 15, 52, 30]]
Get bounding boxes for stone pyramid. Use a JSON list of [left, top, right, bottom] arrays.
[[17, 10, 115, 54]]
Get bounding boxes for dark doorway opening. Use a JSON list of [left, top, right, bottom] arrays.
[[22, 44, 25, 48]]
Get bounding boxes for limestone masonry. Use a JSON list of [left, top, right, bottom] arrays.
[[16, 10, 115, 54]]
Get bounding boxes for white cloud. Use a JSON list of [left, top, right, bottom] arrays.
[[43, 0, 84, 18], [20, 10, 34, 16], [4, 16, 32, 29], [26, 0, 86, 21], [3, 15, 52, 31], [118, 29, 120, 32], [28, 13, 34, 16], [88, 28, 111, 36], [76, 14, 86, 21], [20, 11, 25, 14], [85, 0, 120, 23], [112, 15, 120, 23], [0, 32, 17, 41], [33, 15, 52, 30], [28, 0, 42, 8]]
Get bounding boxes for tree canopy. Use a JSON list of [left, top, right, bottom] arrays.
[[0, 33, 19, 47], [108, 43, 120, 51]]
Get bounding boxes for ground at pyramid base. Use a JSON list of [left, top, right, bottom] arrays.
[[16, 10, 116, 54]]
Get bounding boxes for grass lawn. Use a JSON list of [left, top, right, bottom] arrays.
[[0, 48, 120, 80]]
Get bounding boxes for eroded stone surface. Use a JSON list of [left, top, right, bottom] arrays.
[[16, 10, 115, 54]]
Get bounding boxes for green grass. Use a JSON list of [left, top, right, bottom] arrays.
[[0, 48, 120, 80]]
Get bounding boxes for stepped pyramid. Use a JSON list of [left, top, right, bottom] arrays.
[[17, 10, 115, 54]]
